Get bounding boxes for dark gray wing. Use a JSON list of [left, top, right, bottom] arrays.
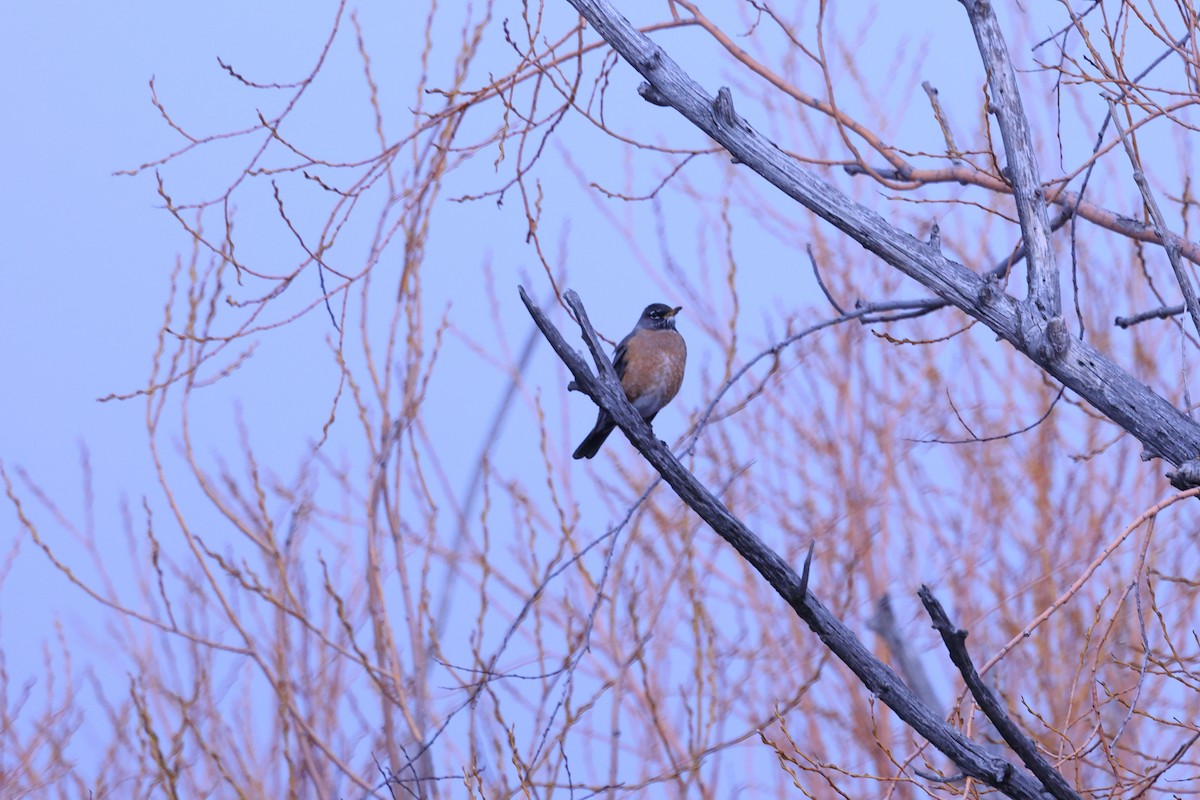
[[611, 330, 635, 381]]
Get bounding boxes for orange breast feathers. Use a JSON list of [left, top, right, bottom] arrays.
[[620, 328, 687, 419]]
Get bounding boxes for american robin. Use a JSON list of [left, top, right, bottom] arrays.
[[573, 303, 687, 460]]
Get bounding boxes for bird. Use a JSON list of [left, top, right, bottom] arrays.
[[573, 303, 687, 460]]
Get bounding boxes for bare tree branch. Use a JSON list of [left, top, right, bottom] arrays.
[[959, 0, 1061, 320], [921, 80, 962, 164], [1115, 303, 1185, 329], [919, 586, 1082, 800], [854, 207, 1074, 323], [558, 0, 1200, 484]]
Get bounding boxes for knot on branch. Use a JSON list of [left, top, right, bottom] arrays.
[[1167, 459, 1200, 490], [1040, 317, 1070, 361], [928, 221, 942, 252], [638, 47, 664, 73], [638, 81, 671, 107], [713, 87, 743, 131], [977, 274, 1000, 308]]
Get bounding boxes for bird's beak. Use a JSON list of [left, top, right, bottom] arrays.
[[666, 306, 682, 318]]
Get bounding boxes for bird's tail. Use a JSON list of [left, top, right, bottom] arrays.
[[572, 419, 615, 459]]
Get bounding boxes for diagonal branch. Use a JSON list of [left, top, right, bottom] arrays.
[[557, 0, 1200, 484], [959, 0, 1061, 320], [919, 586, 1083, 800], [521, 285, 1070, 800], [851, 207, 1075, 324]]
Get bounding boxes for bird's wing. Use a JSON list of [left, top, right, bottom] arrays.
[[611, 331, 635, 381]]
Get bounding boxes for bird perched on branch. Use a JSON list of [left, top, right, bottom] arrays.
[[573, 303, 687, 459]]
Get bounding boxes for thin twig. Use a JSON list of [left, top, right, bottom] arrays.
[[1115, 303, 1185, 329], [1105, 96, 1200, 339], [921, 81, 961, 163], [807, 243, 846, 314]]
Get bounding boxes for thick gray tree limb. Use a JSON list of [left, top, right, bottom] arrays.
[[960, 0, 1061, 321], [520, 286, 1066, 800], [561, 0, 1200, 483]]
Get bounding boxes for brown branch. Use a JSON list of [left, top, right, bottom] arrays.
[[842, 160, 1200, 266], [658, 0, 1200, 267]]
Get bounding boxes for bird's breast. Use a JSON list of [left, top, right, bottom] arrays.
[[621, 329, 687, 417]]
